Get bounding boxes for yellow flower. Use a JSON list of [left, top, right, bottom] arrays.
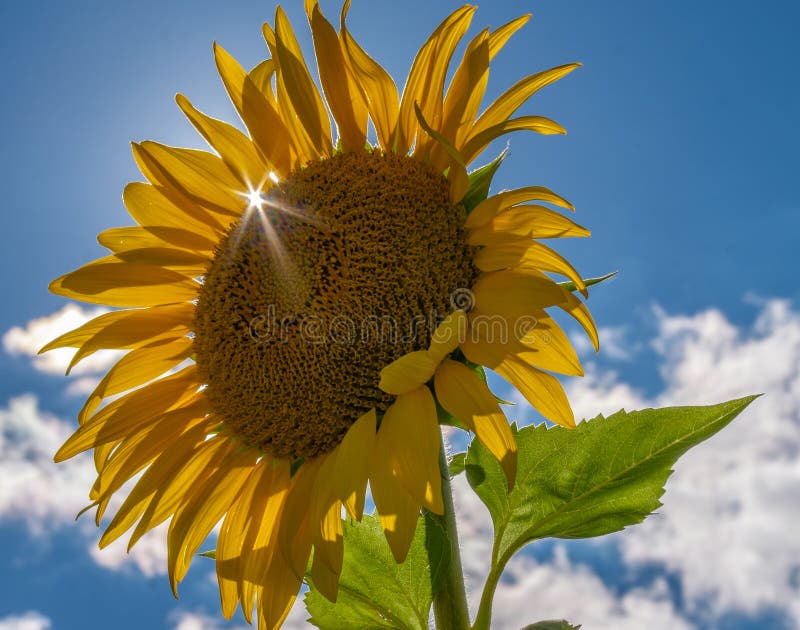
[[44, 2, 597, 628]]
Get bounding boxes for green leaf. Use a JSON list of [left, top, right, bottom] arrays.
[[522, 621, 581, 630], [466, 396, 758, 567], [448, 452, 467, 476], [557, 271, 617, 294], [305, 513, 448, 630], [462, 150, 506, 214]]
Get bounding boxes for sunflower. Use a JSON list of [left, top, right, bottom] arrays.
[[45, 2, 596, 628]]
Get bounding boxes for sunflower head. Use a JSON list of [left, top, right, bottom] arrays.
[[45, 3, 596, 628]]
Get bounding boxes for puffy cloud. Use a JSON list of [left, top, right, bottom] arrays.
[[619, 299, 800, 622], [493, 553, 691, 630], [0, 394, 95, 534], [169, 610, 250, 630], [169, 604, 310, 630], [88, 523, 169, 578], [0, 611, 52, 630], [3, 304, 121, 378], [0, 393, 169, 577], [572, 325, 638, 361]]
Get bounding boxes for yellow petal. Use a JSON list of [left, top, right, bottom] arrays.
[[378, 350, 440, 395], [447, 15, 531, 151], [429, 309, 468, 363], [339, 0, 399, 151], [398, 6, 475, 155], [270, 7, 332, 159], [168, 446, 259, 595], [516, 311, 584, 377], [379, 387, 443, 514], [97, 226, 216, 255], [175, 94, 268, 189], [434, 359, 517, 489], [558, 288, 599, 352], [248, 59, 276, 103], [474, 241, 587, 296], [473, 270, 567, 317], [77, 336, 194, 425], [111, 248, 210, 276], [306, 453, 342, 575], [97, 227, 170, 253], [466, 186, 574, 230], [412, 102, 470, 199], [495, 356, 575, 428], [467, 63, 581, 143], [93, 413, 213, 508], [98, 421, 210, 547], [238, 460, 291, 623], [49, 260, 199, 307], [215, 462, 263, 619], [135, 141, 245, 217], [468, 205, 591, 245], [331, 408, 376, 519], [465, 304, 583, 375], [258, 542, 303, 630], [131, 144, 231, 232], [461, 115, 567, 165], [311, 549, 340, 603], [369, 432, 421, 563], [278, 459, 319, 578], [128, 434, 232, 550], [462, 339, 575, 428], [310, 499, 344, 601], [40, 302, 192, 365], [55, 366, 201, 461], [308, 3, 367, 151], [214, 42, 293, 175], [430, 30, 489, 170], [72, 251, 206, 278], [123, 181, 222, 245]]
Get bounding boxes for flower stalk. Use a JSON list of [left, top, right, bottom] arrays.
[[429, 434, 471, 630]]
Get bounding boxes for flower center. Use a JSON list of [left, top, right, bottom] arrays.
[[194, 150, 476, 459]]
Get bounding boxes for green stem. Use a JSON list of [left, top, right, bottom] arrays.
[[471, 559, 504, 630], [429, 435, 471, 630]]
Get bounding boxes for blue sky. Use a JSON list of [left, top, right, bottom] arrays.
[[1, 1, 798, 629]]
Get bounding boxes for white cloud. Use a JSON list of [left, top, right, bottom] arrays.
[[494, 552, 691, 630], [64, 376, 102, 397], [88, 522, 169, 578], [573, 325, 637, 361], [0, 394, 96, 534], [620, 299, 800, 622], [0, 393, 170, 578], [3, 304, 121, 377], [169, 610, 250, 630], [169, 604, 310, 630], [0, 611, 52, 630]]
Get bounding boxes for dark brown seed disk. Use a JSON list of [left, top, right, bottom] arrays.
[[193, 150, 476, 459]]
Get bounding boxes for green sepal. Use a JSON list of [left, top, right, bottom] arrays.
[[522, 622, 581, 630], [462, 150, 507, 214], [558, 271, 617, 294], [305, 513, 448, 630], [467, 396, 758, 567]]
